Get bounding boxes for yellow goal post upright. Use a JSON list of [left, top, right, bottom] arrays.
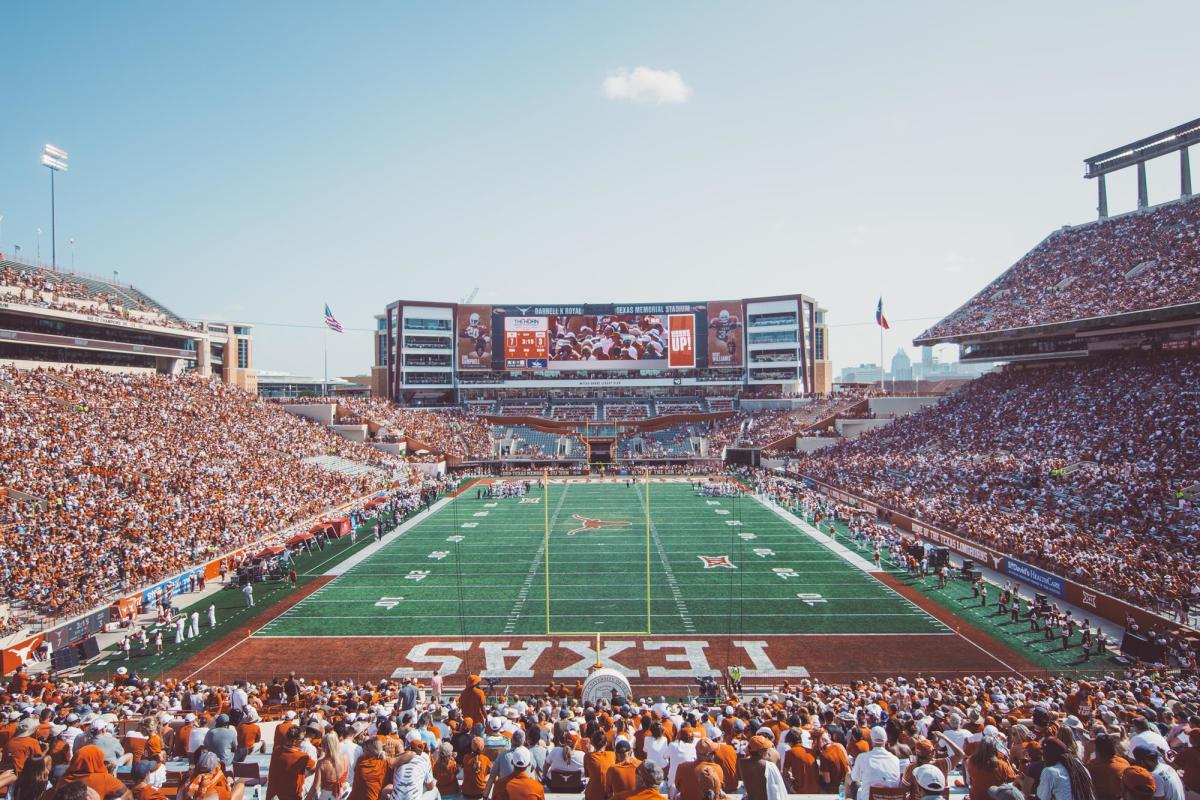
[[543, 467, 653, 640]]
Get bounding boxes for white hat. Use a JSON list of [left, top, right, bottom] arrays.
[[914, 764, 946, 792], [510, 747, 532, 770], [869, 726, 888, 744]]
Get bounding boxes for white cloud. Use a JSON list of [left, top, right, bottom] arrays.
[[603, 67, 692, 104]]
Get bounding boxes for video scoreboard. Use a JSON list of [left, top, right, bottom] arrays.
[[456, 301, 744, 373]]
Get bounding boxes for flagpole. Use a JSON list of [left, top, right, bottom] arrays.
[[324, 330, 328, 398], [879, 320, 884, 393]]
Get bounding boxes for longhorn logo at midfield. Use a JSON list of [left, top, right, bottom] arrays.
[[565, 514, 632, 536]]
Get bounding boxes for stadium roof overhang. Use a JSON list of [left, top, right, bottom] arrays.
[[1084, 117, 1200, 178], [914, 302, 1200, 356]]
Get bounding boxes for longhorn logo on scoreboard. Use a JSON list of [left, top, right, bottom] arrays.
[[667, 314, 696, 368]]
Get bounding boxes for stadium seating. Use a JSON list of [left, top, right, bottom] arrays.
[[655, 399, 703, 415], [0, 259, 196, 330], [495, 425, 582, 458], [706, 397, 736, 413], [0, 368, 413, 621], [604, 402, 650, 421], [499, 401, 547, 416], [550, 403, 598, 421], [335, 398, 494, 460], [919, 195, 1200, 340], [790, 350, 1199, 614]]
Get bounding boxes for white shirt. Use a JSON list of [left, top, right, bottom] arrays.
[[341, 741, 363, 788], [644, 736, 670, 770], [390, 753, 434, 800], [850, 747, 901, 800], [665, 741, 697, 790], [1149, 763, 1185, 800], [187, 726, 208, 754], [764, 761, 790, 800], [230, 688, 249, 711], [546, 746, 584, 773]]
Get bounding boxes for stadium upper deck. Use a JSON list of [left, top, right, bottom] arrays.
[[0, 257, 256, 390]]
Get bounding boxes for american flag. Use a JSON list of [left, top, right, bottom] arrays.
[[324, 304, 344, 333]]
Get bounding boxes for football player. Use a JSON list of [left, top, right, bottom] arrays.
[[461, 312, 490, 357], [708, 308, 742, 357]]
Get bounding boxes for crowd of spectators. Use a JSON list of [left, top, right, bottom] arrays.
[[0, 368, 414, 623], [335, 400, 495, 461], [706, 392, 866, 450], [788, 350, 1200, 616], [2, 667, 1198, 800], [920, 195, 1200, 341], [0, 261, 196, 331]]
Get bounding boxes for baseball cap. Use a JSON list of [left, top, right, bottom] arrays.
[[1122, 767, 1155, 796], [987, 784, 1024, 800], [869, 726, 888, 744], [1131, 745, 1159, 761], [511, 747, 532, 770], [748, 735, 772, 753], [914, 764, 946, 793]]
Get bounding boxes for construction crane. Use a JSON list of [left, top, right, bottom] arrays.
[[460, 287, 479, 304]]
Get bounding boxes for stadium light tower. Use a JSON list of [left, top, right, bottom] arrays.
[[41, 144, 69, 270]]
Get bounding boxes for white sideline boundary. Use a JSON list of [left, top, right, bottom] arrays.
[[751, 494, 880, 573], [324, 496, 456, 577]]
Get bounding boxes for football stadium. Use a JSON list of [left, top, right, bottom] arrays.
[[2, 8, 1199, 800]]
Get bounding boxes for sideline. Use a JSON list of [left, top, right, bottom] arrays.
[[324, 496, 455, 577]]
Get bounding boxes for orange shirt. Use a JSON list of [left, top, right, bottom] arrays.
[[433, 756, 460, 795], [675, 761, 724, 800], [132, 783, 171, 800], [266, 745, 315, 800], [585, 751, 617, 800], [461, 753, 492, 798], [237, 723, 262, 752], [966, 758, 1019, 800], [783, 745, 820, 794], [605, 760, 641, 799], [499, 773, 545, 800], [713, 743, 739, 793], [347, 757, 389, 800], [5, 735, 45, 776], [1086, 755, 1131, 800]]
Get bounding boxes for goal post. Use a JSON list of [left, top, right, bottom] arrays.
[[543, 468, 653, 636]]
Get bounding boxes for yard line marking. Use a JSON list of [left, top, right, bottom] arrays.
[[636, 483, 693, 633], [508, 483, 570, 633]]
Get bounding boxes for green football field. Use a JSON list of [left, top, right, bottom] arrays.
[[255, 481, 950, 638]]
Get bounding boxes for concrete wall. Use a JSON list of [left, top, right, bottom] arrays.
[[330, 424, 368, 443], [867, 396, 940, 418], [370, 442, 407, 456], [282, 403, 336, 425], [791, 437, 840, 452], [835, 418, 893, 439]]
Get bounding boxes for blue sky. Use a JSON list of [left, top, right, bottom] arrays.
[[1, 1, 1196, 378]]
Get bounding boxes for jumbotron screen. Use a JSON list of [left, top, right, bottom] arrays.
[[456, 301, 744, 371]]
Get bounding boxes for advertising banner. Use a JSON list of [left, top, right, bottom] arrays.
[[456, 305, 493, 370], [706, 301, 744, 367], [1004, 558, 1066, 599], [667, 314, 696, 368], [139, 568, 204, 609]]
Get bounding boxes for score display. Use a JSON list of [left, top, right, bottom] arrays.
[[503, 317, 549, 369]]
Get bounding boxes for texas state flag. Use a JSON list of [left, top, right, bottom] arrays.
[[875, 297, 890, 330]]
